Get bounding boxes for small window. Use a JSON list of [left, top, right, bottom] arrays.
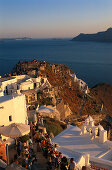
[[9, 115, 12, 122]]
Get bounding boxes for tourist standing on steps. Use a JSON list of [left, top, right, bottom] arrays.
[[69, 158, 76, 170]]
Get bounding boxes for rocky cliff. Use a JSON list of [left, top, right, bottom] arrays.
[[11, 60, 112, 139]]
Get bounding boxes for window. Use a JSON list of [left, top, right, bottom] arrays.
[[0, 106, 4, 109], [9, 115, 12, 122]]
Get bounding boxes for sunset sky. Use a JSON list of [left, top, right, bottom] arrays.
[[0, 0, 112, 38]]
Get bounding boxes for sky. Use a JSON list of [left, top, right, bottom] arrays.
[[0, 0, 112, 38]]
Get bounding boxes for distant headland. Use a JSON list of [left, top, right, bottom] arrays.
[[72, 28, 112, 42]]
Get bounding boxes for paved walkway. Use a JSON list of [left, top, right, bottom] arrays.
[[31, 141, 48, 170], [31, 152, 48, 170]]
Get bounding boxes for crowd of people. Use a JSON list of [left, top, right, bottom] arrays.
[[15, 137, 36, 169], [12, 120, 89, 169], [30, 122, 88, 170]]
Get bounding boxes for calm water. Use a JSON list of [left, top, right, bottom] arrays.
[[0, 39, 112, 87]]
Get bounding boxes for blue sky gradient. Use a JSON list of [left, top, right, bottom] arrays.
[[0, 0, 112, 38]]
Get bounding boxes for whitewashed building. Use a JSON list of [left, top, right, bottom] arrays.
[[0, 77, 18, 95], [70, 74, 89, 93], [70, 73, 77, 82], [37, 105, 60, 120], [0, 89, 4, 97], [0, 93, 28, 126], [52, 116, 112, 169], [13, 75, 30, 81], [13, 75, 34, 91], [32, 76, 42, 87], [19, 80, 34, 91]]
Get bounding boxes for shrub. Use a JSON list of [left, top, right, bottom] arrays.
[[44, 117, 67, 136]]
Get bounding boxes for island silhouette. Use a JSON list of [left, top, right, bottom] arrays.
[[72, 28, 112, 42]]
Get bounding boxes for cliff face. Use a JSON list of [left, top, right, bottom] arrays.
[[72, 28, 112, 42], [12, 60, 103, 117], [91, 83, 112, 116], [11, 60, 112, 139], [90, 83, 112, 140]]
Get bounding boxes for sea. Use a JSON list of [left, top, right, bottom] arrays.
[[0, 39, 112, 88]]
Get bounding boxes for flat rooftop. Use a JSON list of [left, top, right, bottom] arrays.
[[20, 80, 33, 85], [0, 77, 16, 82], [52, 125, 108, 158], [17, 77, 30, 84], [0, 93, 23, 103]]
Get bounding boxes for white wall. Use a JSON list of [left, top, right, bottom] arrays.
[[0, 90, 4, 97], [1, 78, 17, 92], [77, 156, 87, 169], [77, 79, 86, 89], [32, 77, 42, 87], [32, 77, 41, 83], [20, 81, 34, 91], [0, 94, 28, 126], [106, 140, 112, 149]]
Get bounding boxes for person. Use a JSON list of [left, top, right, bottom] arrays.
[[17, 140, 22, 156], [23, 146, 29, 158], [25, 156, 29, 168], [69, 158, 76, 170], [55, 153, 59, 168], [82, 166, 87, 170], [34, 131, 40, 143], [54, 144, 57, 152], [58, 152, 62, 169], [35, 122, 38, 131], [22, 159, 26, 168], [32, 124, 35, 137], [46, 135, 51, 144], [28, 136, 33, 150], [61, 156, 69, 170], [41, 138, 46, 151]]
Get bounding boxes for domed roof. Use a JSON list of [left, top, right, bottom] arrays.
[[98, 124, 104, 131]]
